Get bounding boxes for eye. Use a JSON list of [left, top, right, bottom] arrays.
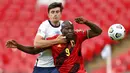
[[56, 10, 60, 13], [51, 11, 55, 14]]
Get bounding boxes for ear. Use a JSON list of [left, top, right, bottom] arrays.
[[60, 29, 62, 32]]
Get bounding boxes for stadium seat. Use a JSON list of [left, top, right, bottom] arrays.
[[8, 27, 22, 39], [12, 0, 24, 6], [8, 4, 22, 12], [3, 20, 14, 28], [0, 0, 10, 11], [112, 58, 123, 66], [18, 10, 33, 21], [1, 53, 11, 65], [23, 4, 35, 12], [121, 0, 130, 9], [119, 53, 130, 71], [0, 42, 4, 51], [27, 21, 41, 29], [0, 27, 8, 39], [3, 9, 18, 21], [113, 65, 126, 72], [13, 20, 28, 28], [24, 0, 36, 5], [24, 27, 36, 37], [128, 50, 130, 56], [0, 11, 3, 20], [33, 7, 47, 22], [17, 37, 32, 46]]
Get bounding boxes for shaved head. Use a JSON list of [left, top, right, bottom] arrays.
[[61, 21, 73, 27], [61, 21, 75, 41]]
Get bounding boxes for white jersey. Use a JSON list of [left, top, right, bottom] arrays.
[[35, 20, 63, 67]]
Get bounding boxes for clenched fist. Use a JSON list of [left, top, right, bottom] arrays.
[[75, 17, 87, 24], [6, 40, 18, 48]]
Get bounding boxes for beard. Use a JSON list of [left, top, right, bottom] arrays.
[[65, 34, 76, 47], [65, 33, 75, 42]]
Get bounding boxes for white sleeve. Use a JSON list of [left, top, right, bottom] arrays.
[[36, 22, 46, 38]]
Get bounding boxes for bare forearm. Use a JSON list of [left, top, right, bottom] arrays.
[[17, 44, 45, 55], [34, 39, 58, 48], [84, 21, 102, 34]]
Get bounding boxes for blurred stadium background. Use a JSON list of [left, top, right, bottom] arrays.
[[0, 0, 130, 73]]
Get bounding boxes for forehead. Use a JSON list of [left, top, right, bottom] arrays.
[[62, 23, 73, 28], [49, 7, 60, 12]]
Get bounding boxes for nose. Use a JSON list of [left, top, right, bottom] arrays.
[[68, 29, 72, 32]]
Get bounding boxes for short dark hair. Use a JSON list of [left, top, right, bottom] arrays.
[[48, 2, 63, 13]]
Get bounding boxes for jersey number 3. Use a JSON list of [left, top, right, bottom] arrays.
[[65, 48, 70, 56]]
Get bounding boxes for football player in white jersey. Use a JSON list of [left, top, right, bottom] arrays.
[[34, 2, 68, 73], [33, 2, 67, 73]]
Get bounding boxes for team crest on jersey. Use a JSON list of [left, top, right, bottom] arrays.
[[57, 44, 62, 47], [75, 29, 83, 32]]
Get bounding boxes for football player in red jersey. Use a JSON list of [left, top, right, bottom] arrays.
[[6, 17, 102, 73]]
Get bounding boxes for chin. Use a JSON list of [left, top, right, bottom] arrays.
[[66, 36, 74, 41], [65, 33, 75, 40], [53, 19, 59, 22]]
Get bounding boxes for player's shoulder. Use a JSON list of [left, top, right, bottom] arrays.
[[75, 29, 87, 39], [59, 20, 64, 23], [41, 20, 49, 25], [74, 29, 86, 37], [39, 20, 50, 27]]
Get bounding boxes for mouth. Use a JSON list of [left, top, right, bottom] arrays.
[[66, 33, 73, 36], [66, 33, 74, 40], [53, 17, 58, 19]]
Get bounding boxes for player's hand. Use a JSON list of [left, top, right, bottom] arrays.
[[56, 35, 67, 44], [6, 40, 18, 48], [75, 17, 87, 24]]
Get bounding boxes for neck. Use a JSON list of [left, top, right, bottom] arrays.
[[50, 20, 60, 26]]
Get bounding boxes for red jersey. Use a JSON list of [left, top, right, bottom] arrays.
[[47, 30, 87, 73]]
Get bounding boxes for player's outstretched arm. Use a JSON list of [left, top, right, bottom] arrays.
[[75, 17, 102, 38], [6, 40, 47, 55], [34, 35, 66, 48]]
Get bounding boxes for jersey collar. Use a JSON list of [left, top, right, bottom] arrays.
[[48, 20, 60, 28]]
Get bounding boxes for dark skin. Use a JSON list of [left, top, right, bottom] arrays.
[[75, 17, 102, 38], [6, 17, 102, 55]]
